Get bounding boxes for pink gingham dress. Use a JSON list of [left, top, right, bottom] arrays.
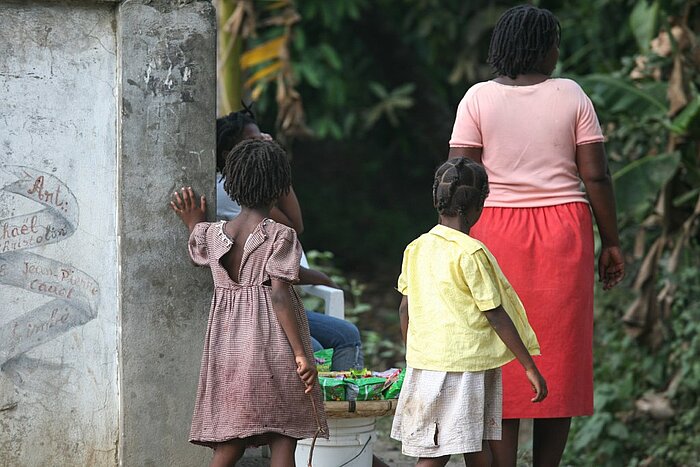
[[188, 219, 327, 446]]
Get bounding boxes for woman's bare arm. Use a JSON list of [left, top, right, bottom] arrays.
[[576, 142, 625, 290], [448, 146, 483, 163], [298, 267, 338, 288], [271, 186, 304, 234]]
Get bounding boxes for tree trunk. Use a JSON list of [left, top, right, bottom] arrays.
[[217, 0, 242, 115]]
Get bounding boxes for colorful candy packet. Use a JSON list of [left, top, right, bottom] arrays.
[[314, 348, 334, 372], [382, 368, 405, 399], [319, 376, 346, 401], [345, 377, 386, 401]]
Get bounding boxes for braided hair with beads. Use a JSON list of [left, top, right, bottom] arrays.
[[216, 105, 258, 172], [487, 4, 561, 79], [433, 158, 489, 217], [223, 139, 291, 209]]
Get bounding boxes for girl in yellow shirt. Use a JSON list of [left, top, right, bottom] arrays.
[[391, 158, 547, 466]]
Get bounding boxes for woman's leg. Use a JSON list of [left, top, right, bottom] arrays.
[[268, 434, 298, 467], [310, 334, 323, 353], [305, 310, 364, 370], [462, 441, 492, 467], [532, 417, 571, 467], [488, 418, 519, 467], [209, 439, 245, 467], [417, 455, 451, 467]]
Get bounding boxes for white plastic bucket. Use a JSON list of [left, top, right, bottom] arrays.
[[295, 417, 376, 467]]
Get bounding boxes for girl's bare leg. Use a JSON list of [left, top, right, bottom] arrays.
[[209, 439, 245, 467], [532, 417, 571, 467], [268, 434, 298, 467], [417, 455, 450, 467], [463, 441, 492, 466], [488, 418, 519, 467]]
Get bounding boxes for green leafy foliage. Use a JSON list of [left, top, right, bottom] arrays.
[[630, 0, 660, 52], [613, 151, 681, 221], [579, 74, 668, 117], [364, 82, 415, 128], [670, 96, 700, 135], [566, 249, 700, 466]]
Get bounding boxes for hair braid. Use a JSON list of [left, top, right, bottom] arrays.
[[223, 139, 291, 209], [433, 158, 489, 216], [216, 107, 258, 172], [487, 5, 560, 79]]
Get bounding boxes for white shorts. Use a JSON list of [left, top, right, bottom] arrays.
[[390, 367, 502, 458]]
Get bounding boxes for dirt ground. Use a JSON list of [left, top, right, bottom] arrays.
[[371, 415, 476, 466]]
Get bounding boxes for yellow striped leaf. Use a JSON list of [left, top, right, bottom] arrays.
[[265, 1, 290, 10], [244, 61, 283, 89], [252, 83, 266, 101], [241, 36, 286, 69]]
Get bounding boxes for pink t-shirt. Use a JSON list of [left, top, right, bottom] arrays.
[[449, 78, 604, 207]]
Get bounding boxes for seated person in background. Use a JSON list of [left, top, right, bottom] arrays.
[[216, 110, 304, 232], [216, 107, 364, 371]]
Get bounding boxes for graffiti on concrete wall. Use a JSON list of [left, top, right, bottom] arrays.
[[0, 165, 100, 374]]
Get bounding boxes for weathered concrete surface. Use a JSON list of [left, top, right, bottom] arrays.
[[117, 0, 216, 465], [0, 2, 119, 465], [0, 0, 215, 465]]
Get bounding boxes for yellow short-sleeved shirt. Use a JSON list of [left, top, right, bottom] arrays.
[[397, 224, 540, 372]]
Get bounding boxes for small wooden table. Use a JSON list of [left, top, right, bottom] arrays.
[[324, 399, 398, 418]]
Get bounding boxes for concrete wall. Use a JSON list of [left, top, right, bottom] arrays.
[[0, 1, 215, 465], [118, 0, 216, 465], [0, 3, 120, 464]]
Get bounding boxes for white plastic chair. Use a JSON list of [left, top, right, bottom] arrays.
[[298, 250, 345, 320]]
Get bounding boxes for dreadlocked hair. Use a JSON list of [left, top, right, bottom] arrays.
[[216, 106, 257, 172], [487, 4, 561, 79], [223, 139, 291, 209], [433, 158, 489, 217]]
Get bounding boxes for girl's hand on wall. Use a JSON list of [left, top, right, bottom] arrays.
[[599, 245, 624, 290], [170, 186, 206, 232]]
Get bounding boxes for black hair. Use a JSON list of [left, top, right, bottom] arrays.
[[433, 158, 489, 216], [216, 105, 258, 172], [487, 4, 561, 79], [222, 139, 291, 209]]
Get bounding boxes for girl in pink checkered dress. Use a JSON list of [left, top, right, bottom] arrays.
[[171, 139, 327, 466]]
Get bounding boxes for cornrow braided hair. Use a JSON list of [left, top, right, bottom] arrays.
[[223, 139, 291, 209], [216, 106, 257, 172], [487, 4, 561, 79], [433, 158, 489, 217]]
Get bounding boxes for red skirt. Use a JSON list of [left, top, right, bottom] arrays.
[[470, 202, 594, 418]]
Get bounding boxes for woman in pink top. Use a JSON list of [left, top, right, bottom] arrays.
[[449, 5, 624, 466]]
